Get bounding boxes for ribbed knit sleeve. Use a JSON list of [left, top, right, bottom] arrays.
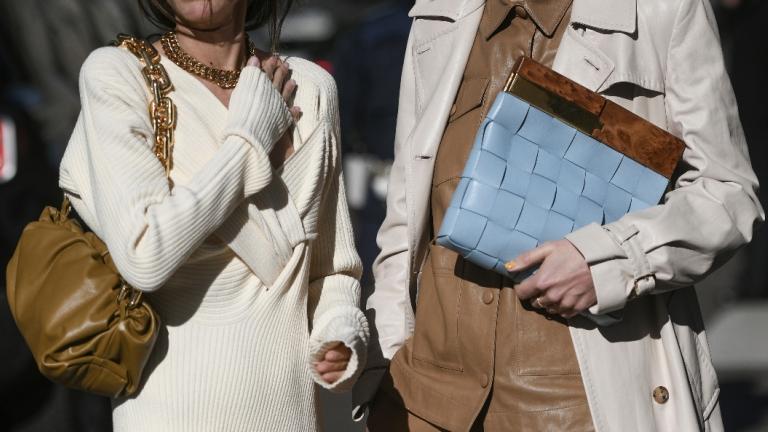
[[303, 64, 369, 393], [59, 47, 291, 292]]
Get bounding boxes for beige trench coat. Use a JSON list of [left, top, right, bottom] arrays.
[[357, 0, 765, 430]]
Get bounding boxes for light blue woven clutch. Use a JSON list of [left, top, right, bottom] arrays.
[[436, 58, 684, 322]]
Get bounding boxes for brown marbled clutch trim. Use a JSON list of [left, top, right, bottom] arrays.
[[506, 57, 685, 179]]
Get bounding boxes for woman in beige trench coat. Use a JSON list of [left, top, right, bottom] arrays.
[[355, 0, 765, 430]]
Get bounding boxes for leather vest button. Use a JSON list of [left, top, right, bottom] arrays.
[[481, 374, 490, 388], [482, 290, 495, 304], [653, 386, 669, 404]]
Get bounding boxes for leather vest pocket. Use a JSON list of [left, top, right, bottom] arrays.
[[515, 299, 581, 376], [412, 245, 464, 371]]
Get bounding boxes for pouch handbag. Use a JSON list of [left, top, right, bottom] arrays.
[[5, 34, 176, 397], [436, 57, 684, 313]]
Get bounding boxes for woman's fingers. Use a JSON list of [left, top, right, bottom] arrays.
[[318, 357, 347, 381], [260, 57, 300, 120], [272, 62, 289, 91], [261, 56, 278, 80], [289, 106, 302, 122], [282, 79, 297, 102], [315, 360, 349, 374], [324, 345, 351, 362], [505, 242, 555, 273], [313, 342, 352, 384], [283, 79, 301, 122], [514, 271, 541, 301], [321, 371, 345, 384], [314, 357, 349, 385]]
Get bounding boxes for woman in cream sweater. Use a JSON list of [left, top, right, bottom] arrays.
[[58, 0, 369, 430]]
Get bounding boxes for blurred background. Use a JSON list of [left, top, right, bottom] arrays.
[[0, 0, 765, 431]]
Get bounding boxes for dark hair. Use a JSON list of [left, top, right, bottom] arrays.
[[137, 0, 294, 52]]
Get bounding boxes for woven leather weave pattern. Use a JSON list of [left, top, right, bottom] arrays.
[[437, 93, 669, 275]]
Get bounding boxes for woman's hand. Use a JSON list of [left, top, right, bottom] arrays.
[[313, 341, 352, 385], [247, 56, 300, 168], [505, 239, 597, 319]]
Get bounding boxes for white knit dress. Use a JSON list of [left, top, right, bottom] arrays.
[[59, 46, 369, 431]]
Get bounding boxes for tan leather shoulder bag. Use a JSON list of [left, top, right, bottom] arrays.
[[5, 34, 176, 398]]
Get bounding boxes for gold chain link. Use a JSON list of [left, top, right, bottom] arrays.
[[160, 32, 257, 90], [114, 34, 177, 181]]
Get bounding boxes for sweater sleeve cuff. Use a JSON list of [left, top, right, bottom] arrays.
[[308, 306, 369, 393], [224, 66, 292, 155], [566, 222, 639, 314]]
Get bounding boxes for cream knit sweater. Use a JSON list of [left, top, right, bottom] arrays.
[[59, 46, 369, 431]]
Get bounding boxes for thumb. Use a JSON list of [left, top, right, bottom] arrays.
[[505, 242, 554, 273]]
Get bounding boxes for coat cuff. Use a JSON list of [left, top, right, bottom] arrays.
[[566, 222, 655, 314], [309, 306, 369, 393]]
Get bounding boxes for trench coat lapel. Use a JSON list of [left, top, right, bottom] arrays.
[[406, 0, 485, 160], [403, 0, 485, 261]]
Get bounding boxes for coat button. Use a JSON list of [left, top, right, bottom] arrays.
[[481, 374, 490, 388], [482, 290, 495, 304], [653, 386, 669, 404]]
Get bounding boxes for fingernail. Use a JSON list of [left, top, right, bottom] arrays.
[[505, 261, 517, 271]]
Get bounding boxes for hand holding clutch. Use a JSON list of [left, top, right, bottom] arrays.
[[506, 239, 597, 318]]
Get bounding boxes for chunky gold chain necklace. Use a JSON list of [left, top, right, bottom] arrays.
[[160, 32, 257, 89]]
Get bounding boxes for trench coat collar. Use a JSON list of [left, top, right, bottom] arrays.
[[481, 0, 573, 38], [409, 0, 637, 35]]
